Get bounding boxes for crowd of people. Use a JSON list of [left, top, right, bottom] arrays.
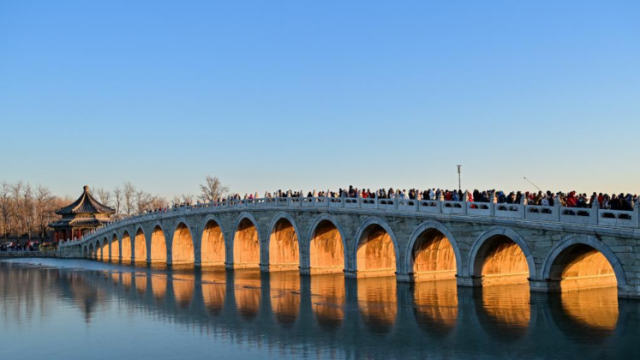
[[0, 241, 39, 252], [220, 186, 638, 212]]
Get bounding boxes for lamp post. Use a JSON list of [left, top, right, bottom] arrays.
[[457, 165, 462, 192]]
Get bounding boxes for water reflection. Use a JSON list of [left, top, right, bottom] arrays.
[[413, 279, 458, 337], [233, 270, 262, 321], [311, 274, 345, 331], [0, 260, 636, 360], [476, 284, 531, 340], [201, 271, 226, 316], [269, 272, 301, 327], [549, 287, 620, 344], [357, 277, 397, 334]]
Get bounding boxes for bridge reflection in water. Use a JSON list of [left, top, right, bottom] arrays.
[[1, 260, 638, 360]]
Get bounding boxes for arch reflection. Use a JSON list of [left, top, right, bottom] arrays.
[[233, 270, 262, 321], [311, 274, 346, 332], [357, 277, 397, 334], [201, 271, 227, 316], [413, 279, 458, 337], [171, 275, 195, 309], [269, 272, 301, 327], [549, 287, 619, 344], [476, 284, 531, 341]]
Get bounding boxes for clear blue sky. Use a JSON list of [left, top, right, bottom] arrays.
[[1, 1, 639, 199]]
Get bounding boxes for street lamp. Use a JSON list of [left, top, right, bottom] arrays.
[[457, 165, 462, 192]]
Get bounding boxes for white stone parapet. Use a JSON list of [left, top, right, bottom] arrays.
[[60, 196, 640, 248]]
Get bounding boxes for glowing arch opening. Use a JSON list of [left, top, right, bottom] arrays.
[[474, 235, 529, 286], [201, 220, 225, 266], [356, 224, 396, 278], [171, 223, 194, 265], [549, 244, 617, 291], [310, 220, 344, 274], [411, 228, 457, 281], [268, 218, 299, 272], [150, 226, 167, 264], [233, 218, 260, 269]]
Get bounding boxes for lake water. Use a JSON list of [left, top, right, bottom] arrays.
[[1, 258, 638, 359]]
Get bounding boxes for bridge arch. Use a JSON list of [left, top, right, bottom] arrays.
[[111, 233, 120, 262], [149, 223, 167, 263], [94, 239, 102, 260], [267, 212, 301, 272], [200, 215, 226, 266], [405, 221, 462, 281], [231, 212, 262, 269], [121, 230, 132, 262], [352, 218, 400, 278], [468, 227, 535, 286], [171, 220, 195, 265], [134, 227, 147, 263], [307, 214, 347, 274], [541, 235, 624, 292], [103, 238, 109, 260]]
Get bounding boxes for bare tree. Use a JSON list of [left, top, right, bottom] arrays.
[[135, 190, 152, 214], [10, 181, 23, 236], [0, 182, 11, 241], [34, 185, 55, 239], [113, 187, 123, 215], [123, 182, 136, 215], [199, 176, 229, 202], [94, 188, 111, 207], [22, 184, 34, 241]]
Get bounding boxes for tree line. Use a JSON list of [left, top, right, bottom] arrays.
[[0, 176, 228, 242]]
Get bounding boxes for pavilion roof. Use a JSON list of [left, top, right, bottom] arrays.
[[55, 186, 115, 216]]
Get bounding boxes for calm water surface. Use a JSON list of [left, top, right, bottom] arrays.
[[1, 259, 638, 359]]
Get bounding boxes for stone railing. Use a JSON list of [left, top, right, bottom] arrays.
[[60, 196, 640, 248]]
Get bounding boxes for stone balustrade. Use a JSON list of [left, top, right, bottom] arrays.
[[61, 196, 640, 248]]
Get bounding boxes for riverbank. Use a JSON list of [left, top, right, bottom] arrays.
[[0, 251, 58, 259]]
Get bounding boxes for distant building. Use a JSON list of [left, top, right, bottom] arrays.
[[49, 185, 115, 242]]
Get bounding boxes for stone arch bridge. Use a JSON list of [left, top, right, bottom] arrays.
[[59, 197, 640, 299]]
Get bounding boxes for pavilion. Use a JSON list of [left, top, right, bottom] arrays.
[[49, 185, 115, 242]]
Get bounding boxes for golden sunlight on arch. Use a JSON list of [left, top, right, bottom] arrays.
[[121, 232, 132, 263], [412, 229, 457, 281], [134, 229, 147, 263], [475, 235, 529, 286], [111, 235, 120, 262], [201, 220, 225, 266], [233, 218, 260, 269], [310, 220, 344, 274], [549, 244, 617, 292], [269, 218, 299, 272], [356, 224, 396, 278], [150, 226, 167, 264], [171, 223, 194, 265]]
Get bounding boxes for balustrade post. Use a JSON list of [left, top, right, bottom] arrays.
[[375, 193, 379, 210], [635, 198, 640, 228], [462, 191, 468, 215], [414, 197, 419, 212], [490, 191, 496, 217], [591, 196, 600, 226], [520, 193, 527, 219], [394, 195, 399, 211], [554, 197, 562, 222], [436, 192, 443, 213]]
